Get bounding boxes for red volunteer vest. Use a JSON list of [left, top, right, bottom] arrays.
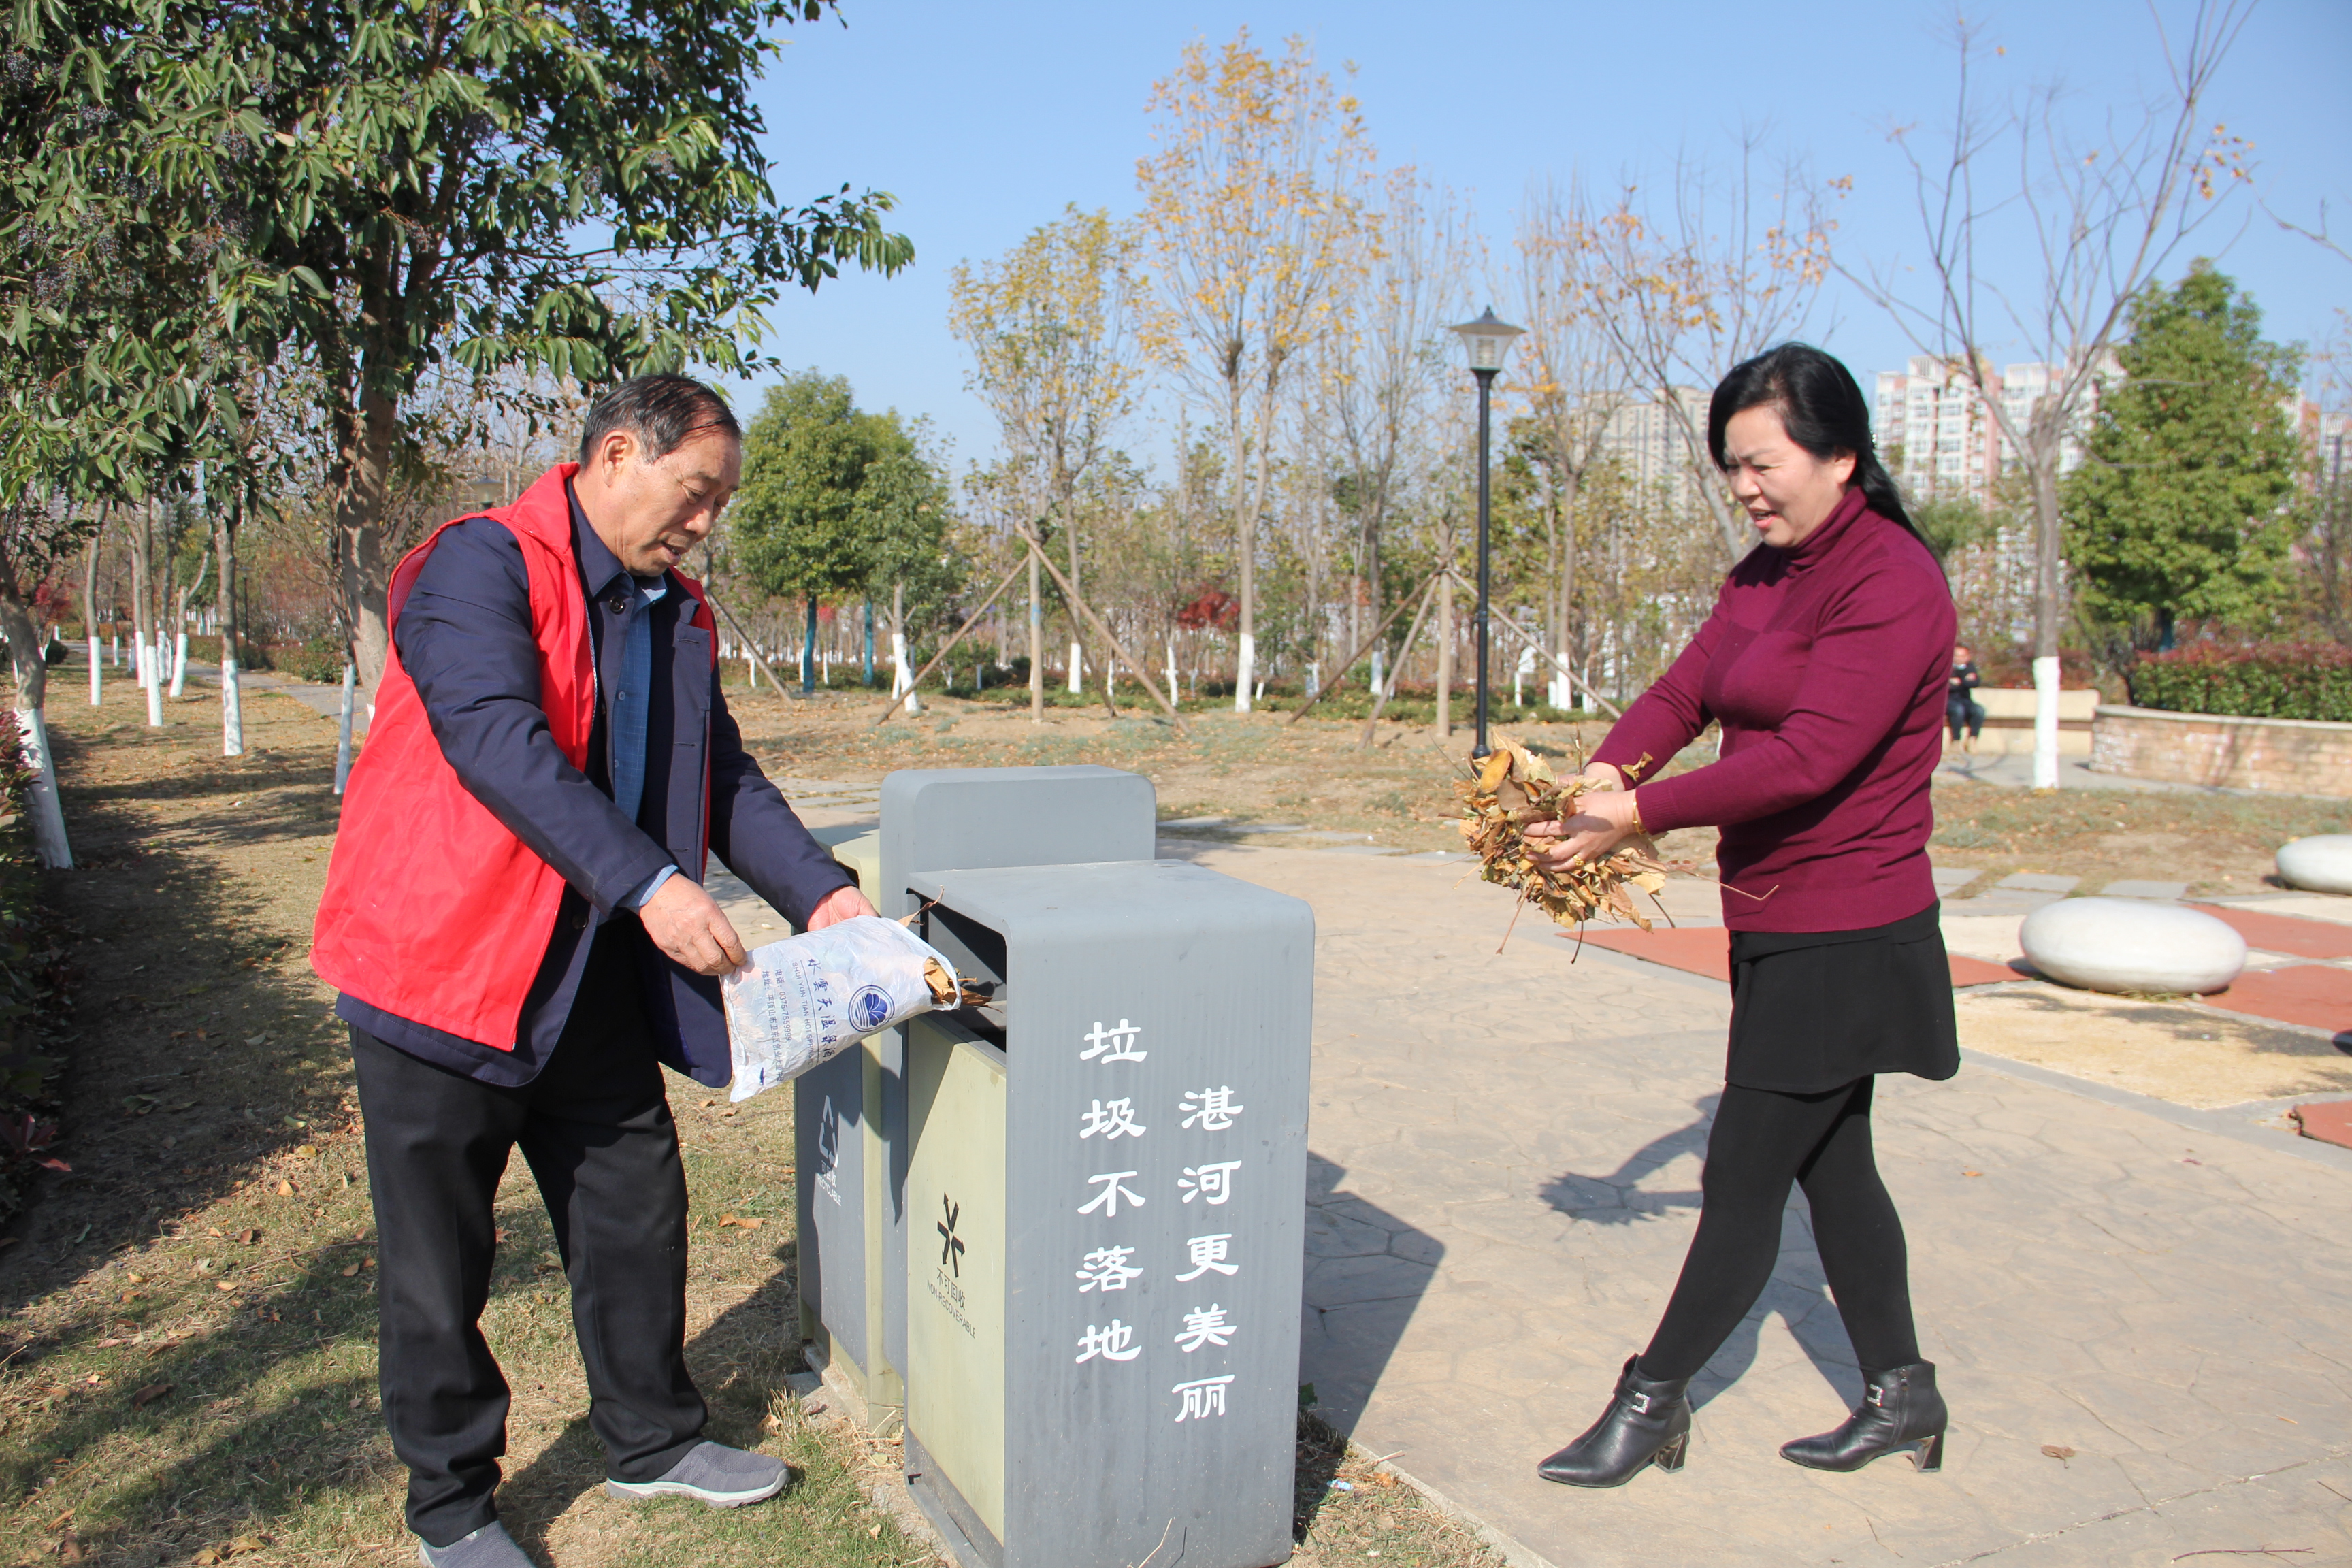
[[310, 463, 715, 1049]]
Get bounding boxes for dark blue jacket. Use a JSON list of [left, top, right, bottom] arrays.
[[334, 486, 853, 1087]]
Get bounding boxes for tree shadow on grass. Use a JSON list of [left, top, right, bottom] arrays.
[[0, 688, 404, 1563], [495, 1250, 808, 1554]]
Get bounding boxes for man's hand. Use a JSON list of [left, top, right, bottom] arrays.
[[806, 883, 877, 930], [638, 875, 749, 977]]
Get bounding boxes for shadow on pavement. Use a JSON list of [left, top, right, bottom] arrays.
[[1294, 1149, 1442, 1535], [1539, 1094, 1864, 1411]]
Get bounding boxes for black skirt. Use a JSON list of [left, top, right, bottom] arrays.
[[1723, 902, 1959, 1093]]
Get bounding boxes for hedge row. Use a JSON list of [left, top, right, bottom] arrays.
[[2129, 642, 2352, 723]]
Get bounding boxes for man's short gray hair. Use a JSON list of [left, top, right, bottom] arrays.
[[578, 374, 741, 465]]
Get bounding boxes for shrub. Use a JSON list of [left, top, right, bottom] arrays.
[[2129, 642, 2352, 723], [274, 635, 350, 684]]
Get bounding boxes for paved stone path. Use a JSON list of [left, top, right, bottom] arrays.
[[708, 786, 2352, 1566], [1166, 841, 2352, 1568]]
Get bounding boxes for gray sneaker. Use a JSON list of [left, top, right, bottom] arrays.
[[416, 1522, 534, 1568], [603, 1441, 789, 1508]]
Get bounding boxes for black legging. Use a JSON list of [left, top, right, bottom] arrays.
[[1639, 1078, 1920, 1380]]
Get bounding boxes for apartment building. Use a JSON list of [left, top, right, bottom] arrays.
[[1872, 354, 2106, 501]]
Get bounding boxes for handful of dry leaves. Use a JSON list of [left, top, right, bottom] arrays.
[[1455, 738, 1669, 934]]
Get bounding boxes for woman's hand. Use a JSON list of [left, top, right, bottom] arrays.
[[1525, 788, 1643, 871]]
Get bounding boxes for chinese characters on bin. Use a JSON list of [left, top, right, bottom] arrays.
[[1071, 1017, 1253, 1422]]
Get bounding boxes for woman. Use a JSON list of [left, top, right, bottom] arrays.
[[1526, 343, 1957, 1488]]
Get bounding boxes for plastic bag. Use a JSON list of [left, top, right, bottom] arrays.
[[721, 915, 960, 1102]]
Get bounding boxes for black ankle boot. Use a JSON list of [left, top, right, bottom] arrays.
[[1537, 1355, 1693, 1487], [1780, 1362, 1947, 1473]]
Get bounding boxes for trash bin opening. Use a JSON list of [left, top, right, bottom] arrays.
[[917, 900, 1009, 1051]]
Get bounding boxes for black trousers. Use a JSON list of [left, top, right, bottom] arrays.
[[352, 926, 705, 1546], [1639, 1079, 1920, 1383], [1946, 695, 1984, 740]]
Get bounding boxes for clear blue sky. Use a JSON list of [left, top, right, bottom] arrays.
[[738, 0, 2351, 473]]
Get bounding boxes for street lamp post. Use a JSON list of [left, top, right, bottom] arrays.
[[1449, 306, 1523, 760]]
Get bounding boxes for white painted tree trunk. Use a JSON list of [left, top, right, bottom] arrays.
[[15, 708, 70, 869], [144, 639, 163, 726], [1235, 632, 1254, 713], [892, 631, 920, 716], [87, 636, 101, 705], [335, 663, 356, 795], [1067, 640, 1082, 695], [221, 653, 244, 756], [1371, 647, 1384, 697], [1165, 640, 1179, 708], [2031, 655, 2061, 790], [169, 632, 189, 698]]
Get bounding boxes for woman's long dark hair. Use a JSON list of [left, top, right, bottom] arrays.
[[1706, 342, 1921, 542]]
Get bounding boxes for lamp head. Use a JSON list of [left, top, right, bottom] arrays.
[[1450, 306, 1524, 374]]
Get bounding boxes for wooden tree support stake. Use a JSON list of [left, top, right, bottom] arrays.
[[868, 553, 1028, 728], [1442, 569, 1624, 719], [1018, 524, 1188, 735], [1358, 574, 1441, 750], [1285, 566, 1444, 726], [702, 589, 799, 704]]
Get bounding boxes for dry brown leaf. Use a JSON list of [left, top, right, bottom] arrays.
[[130, 1382, 172, 1407], [1448, 738, 1674, 941], [2040, 1444, 2075, 1460]]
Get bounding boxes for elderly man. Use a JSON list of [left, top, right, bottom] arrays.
[[314, 375, 873, 1568]]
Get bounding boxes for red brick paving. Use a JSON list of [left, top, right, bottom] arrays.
[[2189, 905, 2352, 960], [2289, 1100, 2352, 1149], [2203, 965, 2352, 1035], [1573, 928, 2021, 990]]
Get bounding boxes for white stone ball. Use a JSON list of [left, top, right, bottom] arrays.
[[2276, 835, 2352, 897], [2019, 897, 2246, 996]]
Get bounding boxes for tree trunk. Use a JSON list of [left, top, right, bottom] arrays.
[[82, 519, 103, 707], [333, 384, 400, 698], [0, 575, 69, 868], [2029, 412, 2065, 790], [1435, 542, 1454, 739], [336, 662, 357, 796], [1064, 510, 1084, 696], [131, 501, 162, 727], [216, 504, 244, 757], [1228, 387, 1254, 713], [1028, 549, 1043, 725], [1237, 387, 1282, 714], [892, 580, 920, 717]]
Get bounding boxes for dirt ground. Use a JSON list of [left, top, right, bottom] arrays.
[[0, 679, 1505, 1568], [1953, 983, 2352, 1109], [726, 681, 2351, 899]]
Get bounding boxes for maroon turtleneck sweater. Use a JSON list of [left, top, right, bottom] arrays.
[[1592, 489, 1957, 932]]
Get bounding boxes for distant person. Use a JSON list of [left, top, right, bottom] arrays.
[[314, 375, 875, 1568], [1947, 644, 1984, 753], [1524, 342, 1956, 1488]]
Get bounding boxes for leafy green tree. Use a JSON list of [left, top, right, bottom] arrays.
[[2064, 261, 2302, 647], [8, 0, 913, 697], [729, 371, 957, 696], [732, 372, 885, 606]]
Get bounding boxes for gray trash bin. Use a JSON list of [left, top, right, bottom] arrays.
[[795, 768, 1156, 1430], [899, 858, 1314, 1568]]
